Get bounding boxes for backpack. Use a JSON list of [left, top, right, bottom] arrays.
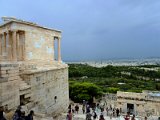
[[93, 112, 97, 118], [12, 112, 19, 120]]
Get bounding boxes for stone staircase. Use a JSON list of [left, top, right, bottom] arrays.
[[19, 80, 31, 95]]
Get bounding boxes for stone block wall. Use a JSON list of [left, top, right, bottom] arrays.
[[10, 22, 61, 61], [117, 91, 160, 116], [21, 67, 69, 115], [0, 17, 69, 117], [0, 63, 20, 110]]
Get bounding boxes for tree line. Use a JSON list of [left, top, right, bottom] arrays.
[[69, 64, 160, 102]]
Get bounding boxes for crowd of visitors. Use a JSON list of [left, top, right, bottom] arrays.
[[66, 101, 149, 120], [12, 106, 34, 120], [0, 106, 34, 120], [1, 103, 150, 120]]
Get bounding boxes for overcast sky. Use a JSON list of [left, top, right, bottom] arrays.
[[0, 0, 160, 61]]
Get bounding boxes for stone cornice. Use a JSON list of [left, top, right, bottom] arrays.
[[0, 17, 61, 33]]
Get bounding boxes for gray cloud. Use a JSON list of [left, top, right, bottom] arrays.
[[1, 0, 160, 61]]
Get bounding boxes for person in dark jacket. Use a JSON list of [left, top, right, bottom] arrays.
[[0, 107, 6, 120], [26, 110, 34, 120]]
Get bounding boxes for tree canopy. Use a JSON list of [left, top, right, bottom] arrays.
[[69, 81, 103, 103]]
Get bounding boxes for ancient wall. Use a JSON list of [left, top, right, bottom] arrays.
[[0, 63, 20, 110], [0, 18, 69, 118], [20, 66, 69, 115], [0, 21, 61, 62], [0, 62, 69, 117], [12, 22, 60, 62], [117, 91, 160, 116]]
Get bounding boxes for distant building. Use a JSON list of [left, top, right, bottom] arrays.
[[117, 91, 160, 116]]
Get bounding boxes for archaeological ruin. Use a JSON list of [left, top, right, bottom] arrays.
[[0, 17, 69, 115], [117, 91, 160, 116]]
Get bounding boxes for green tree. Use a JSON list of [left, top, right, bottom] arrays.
[[69, 82, 103, 103]]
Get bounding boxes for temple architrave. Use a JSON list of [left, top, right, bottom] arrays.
[[0, 17, 69, 115]]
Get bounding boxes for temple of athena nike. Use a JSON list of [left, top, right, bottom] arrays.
[[0, 17, 69, 115]]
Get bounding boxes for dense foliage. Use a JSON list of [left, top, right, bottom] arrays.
[[69, 81, 103, 102], [69, 64, 160, 102], [69, 64, 160, 79]]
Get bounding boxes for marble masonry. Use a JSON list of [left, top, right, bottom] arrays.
[[0, 17, 69, 116]]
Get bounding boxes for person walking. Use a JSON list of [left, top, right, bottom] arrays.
[[92, 110, 97, 120], [0, 107, 6, 120], [99, 114, 105, 120], [124, 112, 130, 120], [26, 110, 34, 120], [75, 104, 79, 114], [131, 114, 136, 120], [82, 105, 85, 114], [106, 107, 109, 116], [116, 108, 119, 117], [109, 108, 113, 120], [86, 111, 92, 120], [66, 110, 72, 120]]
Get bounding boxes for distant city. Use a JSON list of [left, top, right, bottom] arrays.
[[66, 58, 160, 67]]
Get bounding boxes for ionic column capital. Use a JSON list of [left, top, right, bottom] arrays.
[[58, 36, 61, 40], [54, 36, 61, 40]]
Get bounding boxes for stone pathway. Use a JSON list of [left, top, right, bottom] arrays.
[[34, 104, 159, 120], [60, 112, 123, 120]]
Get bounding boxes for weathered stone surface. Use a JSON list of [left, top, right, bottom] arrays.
[[0, 17, 69, 118], [117, 91, 160, 116]]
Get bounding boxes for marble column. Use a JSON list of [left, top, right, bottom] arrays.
[[16, 32, 19, 60], [5, 31, 10, 60], [1, 33, 5, 59], [22, 32, 25, 60], [12, 30, 17, 61], [0, 34, 2, 59], [58, 37, 61, 62]]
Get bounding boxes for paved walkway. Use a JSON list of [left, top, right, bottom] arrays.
[[51, 104, 158, 120], [61, 106, 125, 120]]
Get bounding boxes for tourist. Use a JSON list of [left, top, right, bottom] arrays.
[[86, 105, 90, 114], [106, 107, 109, 116], [86, 110, 92, 120], [26, 110, 34, 120], [124, 112, 130, 120], [144, 116, 147, 120], [68, 104, 72, 110], [109, 105, 112, 110], [82, 105, 85, 114], [0, 107, 6, 120], [119, 108, 122, 115], [66, 110, 72, 120], [113, 108, 116, 117], [92, 110, 97, 120], [13, 109, 21, 120], [75, 104, 79, 114], [116, 108, 119, 117], [131, 114, 135, 120], [99, 114, 105, 120], [100, 106, 104, 113], [109, 108, 113, 119]]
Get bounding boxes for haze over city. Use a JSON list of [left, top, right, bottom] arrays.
[[1, 0, 160, 61]]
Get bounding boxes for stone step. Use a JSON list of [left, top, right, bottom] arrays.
[[19, 80, 31, 90]]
